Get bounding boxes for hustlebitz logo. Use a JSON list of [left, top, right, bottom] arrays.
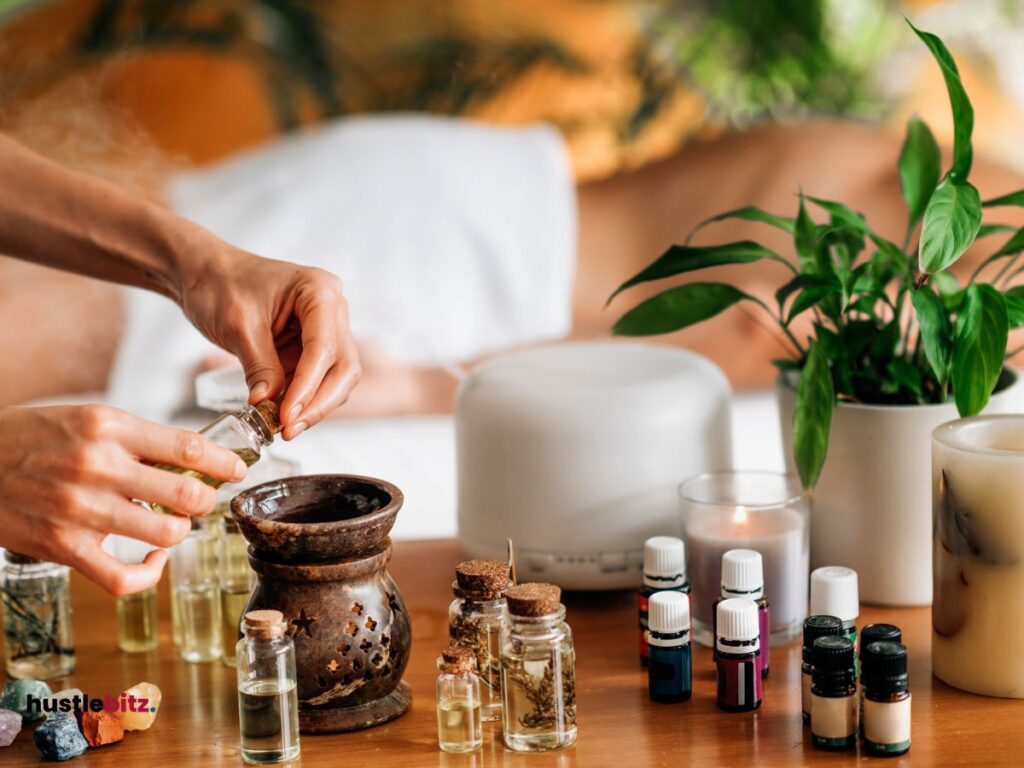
[[26, 692, 157, 716]]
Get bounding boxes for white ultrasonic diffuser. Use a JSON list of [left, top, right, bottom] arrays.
[[456, 341, 731, 590]]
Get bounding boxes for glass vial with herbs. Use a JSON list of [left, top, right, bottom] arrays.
[[646, 591, 692, 703], [862, 641, 911, 757], [810, 635, 858, 751], [638, 536, 689, 667], [801, 615, 843, 725], [713, 550, 770, 678], [149, 400, 280, 515], [500, 583, 577, 752], [170, 519, 222, 662], [436, 645, 483, 753], [715, 598, 762, 712], [220, 514, 256, 667], [448, 559, 511, 722], [0, 552, 75, 679], [236, 610, 300, 764], [117, 587, 158, 653]]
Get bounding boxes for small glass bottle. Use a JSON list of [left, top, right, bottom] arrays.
[[448, 559, 511, 723], [436, 645, 483, 753], [236, 610, 300, 764], [500, 583, 577, 752], [220, 514, 256, 667], [858, 623, 902, 732], [638, 536, 689, 667], [862, 641, 911, 757], [0, 552, 75, 679], [810, 635, 857, 751], [715, 598, 761, 712], [713, 550, 770, 678], [801, 614, 843, 725], [170, 518, 222, 662], [117, 587, 158, 653], [646, 591, 692, 703], [809, 567, 859, 648], [149, 400, 280, 515]]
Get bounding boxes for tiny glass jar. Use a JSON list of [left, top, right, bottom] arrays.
[[0, 552, 75, 679], [236, 610, 300, 764], [448, 559, 511, 722], [117, 586, 158, 653], [680, 471, 809, 646], [170, 519, 222, 662], [220, 514, 256, 667], [436, 646, 483, 753], [499, 584, 577, 752]]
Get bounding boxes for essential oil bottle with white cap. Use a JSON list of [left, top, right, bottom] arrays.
[[810, 635, 858, 751], [715, 598, 762, 712], [809, 567, 859, 648], [638, 536, 690, 666], [861, 641, 911, 757], [713, 549, 770, 678], [646, 592, 692, 703]]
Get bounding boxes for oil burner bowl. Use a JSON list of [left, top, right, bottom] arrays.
[[231, 474, 412, 732]]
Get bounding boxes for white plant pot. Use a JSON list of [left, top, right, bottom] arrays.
[[777, 370, 1024, 606]]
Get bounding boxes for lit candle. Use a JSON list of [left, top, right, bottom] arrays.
[[680, 472, 809, 646]]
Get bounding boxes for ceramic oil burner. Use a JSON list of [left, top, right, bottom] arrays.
[[231, 474, 412, 732]]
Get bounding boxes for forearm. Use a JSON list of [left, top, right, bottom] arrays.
[[0, 133, 211, 301]]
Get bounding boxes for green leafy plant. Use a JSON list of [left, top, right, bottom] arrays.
[[610, 20, 1024, 490]]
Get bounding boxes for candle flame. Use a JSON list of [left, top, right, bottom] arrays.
[[734, 506, 748, 525]]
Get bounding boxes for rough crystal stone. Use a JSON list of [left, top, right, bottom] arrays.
[[81, 711, 124, 747], [42, 689, 85, 720], [0, 708, 22, 747], [116, 681, 161, 731], [0, 680, 52, 722], [33, 712, 87, 761]]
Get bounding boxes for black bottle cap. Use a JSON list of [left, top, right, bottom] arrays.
[[862, 641, 908, 693], [861, 623, 902, 647], [802, 615, 843, 663], [812, 635, 855, 690]]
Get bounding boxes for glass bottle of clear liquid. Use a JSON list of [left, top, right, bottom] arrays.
[[0, 552, 75, 679], [117, 586, 158, 653], [436, 645, 483, 753], [220, 514, 256, 667], [170, 519, 222, 662], [499, 583, 577, 752], [236, 610, 300, 765], [448, 559, 511, 722]]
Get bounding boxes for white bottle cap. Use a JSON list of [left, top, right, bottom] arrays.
[[716, 597, 760, 654], [809, 566, 859, 623], [647, 591, 691, 634], [643, 536, 686, 586], [721, 549, 764, 599]]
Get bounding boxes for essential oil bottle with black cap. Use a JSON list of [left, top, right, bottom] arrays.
[[810, 635, 857, 751], [801, 615, 843, 725], [862, 641, 911, 757], [858, 623, 902, 731]]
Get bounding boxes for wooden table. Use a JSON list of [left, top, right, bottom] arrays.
[[3, 539, 1021, 766]]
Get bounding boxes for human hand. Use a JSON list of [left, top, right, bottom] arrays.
[[0, 404, 246, 594], [179, 248, 360, 440]]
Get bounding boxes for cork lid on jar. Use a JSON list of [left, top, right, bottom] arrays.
[[453, 559, 512, 600], [438, 645, 478, 675], [254, 400, 283, 435], [244, 610, 287, 639], [505, 583, 562, 617]]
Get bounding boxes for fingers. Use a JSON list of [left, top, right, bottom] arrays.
[[115, 415, 246, 483], [69, 546, 168, 596], [126, 464, 220, 518], [236, 326, 287, 404], [90, 495, 192, 548]]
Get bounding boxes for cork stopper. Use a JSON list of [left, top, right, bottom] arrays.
[[453, 559, 512, 600], [254, 400, 282, 435], [505, 583, 561, 617], [438, 645, 477, 675], [244, 610, 286, 638]]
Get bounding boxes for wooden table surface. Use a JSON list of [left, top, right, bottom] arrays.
[[2, 539, 1021, 767]]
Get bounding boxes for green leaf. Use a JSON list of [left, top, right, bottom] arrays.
[[918, 177, 982, 274], [911, 286, 954, 386], [982, 190, 1024, 208], [775, 274, 840, 307], [931, 270, 960, 297], [807, 197, 869, 235], [612, 283, 749, 336], [792, 340, 834, 489], [608, 241, 780, 303], [795, 195, 818, 273], [951, 283, 1008, 416], [898, 116, 941, 230], [886, 358, 923, 398], [977, 224, 1016, 239], [685, 206, 795, 245], [1005, 286, 1024, 328], [907, 20, 974, 180], [991, 228, 1024, 259], [786, 282, 842, 325]]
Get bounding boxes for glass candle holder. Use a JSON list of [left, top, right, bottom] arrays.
[[932, 415, 1024, 697], [680, 471, 809, 647]]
